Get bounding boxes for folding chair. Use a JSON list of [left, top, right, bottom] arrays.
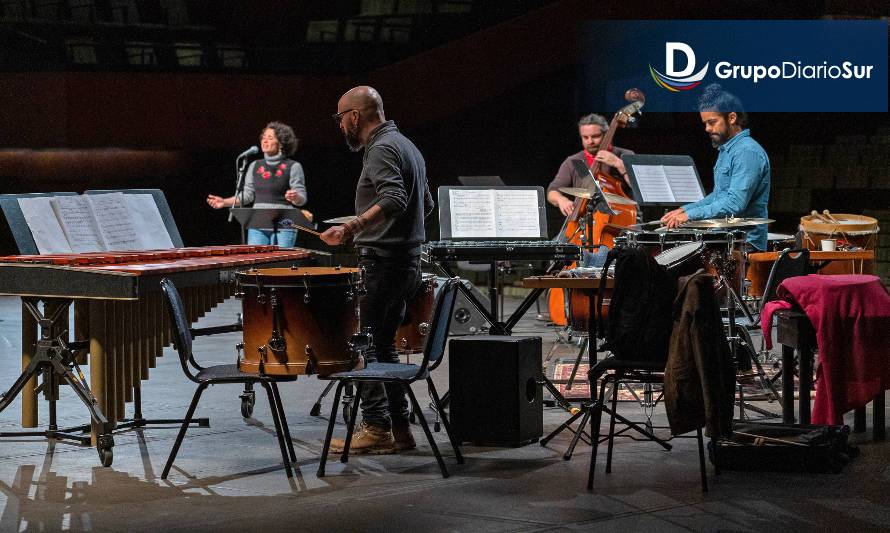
[[317, 277, 464, 478], [159, 278, 297, 479]]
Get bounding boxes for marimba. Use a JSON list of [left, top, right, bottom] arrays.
[[0, 245, 310, 464]]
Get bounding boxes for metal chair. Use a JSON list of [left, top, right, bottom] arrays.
[[733, 248, 811, 417], [585, 357, 708, 492], [158, 278, 298, 479], [317, 277, 464, 478]]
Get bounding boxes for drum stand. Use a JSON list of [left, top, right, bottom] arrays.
[[714, 234, 781, 420], [545, 199, 597, 395]]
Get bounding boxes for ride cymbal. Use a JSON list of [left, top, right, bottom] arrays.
[[683, 217, 774, 229], [557, 187, 638, 206]]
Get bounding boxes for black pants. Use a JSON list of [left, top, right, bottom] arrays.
[[357, 253, 421, 429]]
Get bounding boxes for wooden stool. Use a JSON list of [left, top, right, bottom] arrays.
[[776, 310, 885, 440]]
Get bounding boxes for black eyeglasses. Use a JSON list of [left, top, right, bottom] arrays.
[[331, 109, 357, 123]]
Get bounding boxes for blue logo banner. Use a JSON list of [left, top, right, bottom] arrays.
[[580, 20, 888, 112]]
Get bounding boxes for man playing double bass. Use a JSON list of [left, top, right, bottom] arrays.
[[547, 113, 635, 216]]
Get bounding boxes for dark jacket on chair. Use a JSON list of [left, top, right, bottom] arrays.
[[664, 271, 736, 438]]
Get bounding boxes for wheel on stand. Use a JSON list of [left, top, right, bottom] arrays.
[[97, 434, 114, 467], [341, 384, 355, 425], [240, 390, 256, 418]]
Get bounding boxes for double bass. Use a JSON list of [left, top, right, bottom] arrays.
[[548, 89, 644, 327]]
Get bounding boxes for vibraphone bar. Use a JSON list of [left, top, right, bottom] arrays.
[[0, 245, 311, 457]]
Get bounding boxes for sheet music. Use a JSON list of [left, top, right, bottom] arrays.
[[124, 194, 175, 249], [51, 195, 105, 252], [450, 189, 497, 238], [494, 189, 541, 237], [631, 164, 704, 203], [17, 197, 73, 254], [664, 165, 704, 202], [632, 165, 675, 202], [84, 193, 142, 251]]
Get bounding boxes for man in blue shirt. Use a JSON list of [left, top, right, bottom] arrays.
[[661, 84, 771, 251]]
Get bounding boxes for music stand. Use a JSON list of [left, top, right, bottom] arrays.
[[229, 207, 315, 246], [621, 154, 705, 208]]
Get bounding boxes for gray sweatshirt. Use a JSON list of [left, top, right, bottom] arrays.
[[354, 121, 434, 252]]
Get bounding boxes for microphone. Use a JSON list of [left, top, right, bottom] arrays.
[[236, 146, 260, 160]]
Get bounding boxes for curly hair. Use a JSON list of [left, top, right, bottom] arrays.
[[578, 113, 609, 131], [263, 121, 299, 157], [698, 84, 749, 128]]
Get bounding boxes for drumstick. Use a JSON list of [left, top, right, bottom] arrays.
[[810, 210, 831, 224], [822, 210, 850, 244], [822, 209, 841, 225], [289, 224, 323, 237], [732, 430, 808, 447]]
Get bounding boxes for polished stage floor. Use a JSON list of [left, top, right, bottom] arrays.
[[0, 292, 888, 532]]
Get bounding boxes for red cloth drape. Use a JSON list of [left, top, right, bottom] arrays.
[[761, 274, 890, 425]]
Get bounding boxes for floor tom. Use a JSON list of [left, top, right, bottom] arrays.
[[238, 266, 362, 376], [395, 274, 437, 354]]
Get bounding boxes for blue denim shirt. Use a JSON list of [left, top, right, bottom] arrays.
[[683, 129, 771, 251]]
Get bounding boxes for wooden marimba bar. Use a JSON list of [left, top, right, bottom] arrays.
[[0, 245, 311, 441]]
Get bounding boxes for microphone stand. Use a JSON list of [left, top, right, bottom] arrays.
[[229, 156, 253, 247]]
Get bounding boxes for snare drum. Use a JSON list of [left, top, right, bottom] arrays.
[[655, 241, 708, 277], [238, 266, 363, 376], [655, 241, 746, 295], [625, 229, 697, 255], [395, 274, 437, 353]]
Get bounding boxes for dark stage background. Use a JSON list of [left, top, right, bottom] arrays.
[[1, 0, 888, 278]]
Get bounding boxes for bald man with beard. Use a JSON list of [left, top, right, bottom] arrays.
[[322, 86, 435, 455]]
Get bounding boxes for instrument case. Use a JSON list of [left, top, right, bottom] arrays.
[[709, 422, 858, 474]]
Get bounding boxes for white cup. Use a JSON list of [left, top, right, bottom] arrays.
[[821, 239, 837, 251]]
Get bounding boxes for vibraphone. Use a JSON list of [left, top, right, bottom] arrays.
[[0, 245, 310, 463]]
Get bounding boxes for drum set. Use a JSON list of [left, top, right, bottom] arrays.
[[553, 188, 779, 415]]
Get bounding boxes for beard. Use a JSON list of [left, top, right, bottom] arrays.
[[709, 130, 729, 148], [343, 123, 363, 152]]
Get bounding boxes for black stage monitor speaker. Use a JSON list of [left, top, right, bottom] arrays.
[[435, 277, 489, 335], [449, 336, 543, 446]]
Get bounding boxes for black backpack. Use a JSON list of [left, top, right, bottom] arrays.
[[597, 245, 677, 364]]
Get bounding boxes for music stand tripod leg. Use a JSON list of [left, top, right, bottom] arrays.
[[565, 337, 589, 391]]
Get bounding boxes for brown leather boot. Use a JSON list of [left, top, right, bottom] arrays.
[[392, 423, 416, 451], [329, 421, 396, 455]]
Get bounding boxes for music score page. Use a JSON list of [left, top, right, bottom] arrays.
[[631, 165, 704, 203], [449, 189, 541, 238]]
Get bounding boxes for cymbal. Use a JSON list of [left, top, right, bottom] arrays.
[[323, 215, 357, 224], [558, 187, 637, 206], [683, 217, 774, 229], [767, 232, 795, 242]]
